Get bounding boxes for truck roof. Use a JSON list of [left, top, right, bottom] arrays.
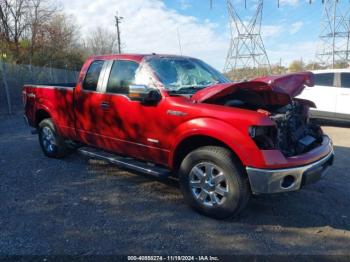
[[88, 53, 194, 62], [311, 68, 350, 74]]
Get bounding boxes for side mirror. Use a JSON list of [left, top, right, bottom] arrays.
[[129, 85, 161, 104]]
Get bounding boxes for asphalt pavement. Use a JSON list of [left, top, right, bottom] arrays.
[[0, 114, 349, 255]]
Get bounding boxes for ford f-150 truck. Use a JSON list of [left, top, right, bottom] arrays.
[[23, 54, 334, 219]]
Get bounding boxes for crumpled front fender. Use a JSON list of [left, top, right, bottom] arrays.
[[169, 117, 263, 168]]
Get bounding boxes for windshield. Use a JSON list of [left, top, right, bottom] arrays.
[[146, 57, 230, 93]]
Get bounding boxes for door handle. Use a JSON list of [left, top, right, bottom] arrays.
[[100, 101, 110, 110]]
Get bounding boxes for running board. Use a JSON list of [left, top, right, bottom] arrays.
[[78, 147, 171, 178]]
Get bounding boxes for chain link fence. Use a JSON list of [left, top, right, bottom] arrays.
[[0, 62, 79, 115]]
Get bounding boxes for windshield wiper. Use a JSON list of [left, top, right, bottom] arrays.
[[168, 84, 209, 93], [168, 86, 205, 94]]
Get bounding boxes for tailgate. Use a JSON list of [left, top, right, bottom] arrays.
[[23, 85, 38, 127]]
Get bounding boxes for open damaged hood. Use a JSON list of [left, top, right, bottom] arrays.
[[191, 72, 314, 104]]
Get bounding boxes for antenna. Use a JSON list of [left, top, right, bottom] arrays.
[[177, 27, 183, 56], [316, 0, 350, 68], [223, 0, 271, 79]]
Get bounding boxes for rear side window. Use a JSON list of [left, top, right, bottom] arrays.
[[314, 73, 334, 87], [106, 60, 139, 94], [83, 60, 104, 91], [341, 73, 350, 88]]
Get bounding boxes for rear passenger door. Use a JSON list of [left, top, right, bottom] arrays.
[[336, 72, 350, 117], [74, 59, 112, 147], [301, 73, 337, 115]]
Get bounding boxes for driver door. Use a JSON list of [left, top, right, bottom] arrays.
[[98, 59, 170, 165]]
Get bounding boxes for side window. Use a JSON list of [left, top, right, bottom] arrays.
[[83, 60, 104, 91], [106, 60, 139, 94], [314, 73, 334, 87], [341, 73, 350, 88]]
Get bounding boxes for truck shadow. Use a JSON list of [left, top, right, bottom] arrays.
[[99, 146, 349, 232], [8, 140, 348, 254], [228, 145, 350, 231], [80, 145, 350, 232]]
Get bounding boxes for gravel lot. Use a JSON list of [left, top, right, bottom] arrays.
[[0, 114, 349, 255]]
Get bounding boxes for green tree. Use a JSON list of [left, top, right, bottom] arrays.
[[288, 60, 304, 72], [333, 61, 348, 69]]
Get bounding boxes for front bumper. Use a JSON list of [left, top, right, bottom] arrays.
[[246, 149, 334, 194]]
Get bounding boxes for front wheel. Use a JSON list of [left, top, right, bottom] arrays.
[[38, 118, 69, 158], [178, 146, 250, 219]]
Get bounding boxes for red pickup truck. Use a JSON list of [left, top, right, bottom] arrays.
[[23, 54, 334, 219]]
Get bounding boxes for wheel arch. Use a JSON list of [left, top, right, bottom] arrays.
[[169, 117, 260, 172], [171, 134, 245, 175], [35, 108, 51, 127]]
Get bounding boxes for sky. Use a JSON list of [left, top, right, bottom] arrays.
[[59, 0, 350, 70]]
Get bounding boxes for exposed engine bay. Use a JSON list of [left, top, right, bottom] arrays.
[[209, 89, 324, 157], [269, 102, 323, 157]]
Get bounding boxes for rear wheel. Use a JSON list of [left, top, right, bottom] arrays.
[[179, 146, 250, 219], [38, 118, 69, 158]]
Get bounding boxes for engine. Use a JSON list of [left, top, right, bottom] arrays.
[[270, 101, 323, 157], [209, 90, 324, 157]]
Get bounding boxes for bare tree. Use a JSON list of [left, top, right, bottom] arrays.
[[0, 0, 30, 58], [34, 13, 79, 67], [26, 0, 57, 62], [0, 1, 84, 69], [0, 0, 62, 63], [86, 26, 117, 55]]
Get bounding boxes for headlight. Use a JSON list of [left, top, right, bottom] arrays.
[[249, 126, 277, 150]]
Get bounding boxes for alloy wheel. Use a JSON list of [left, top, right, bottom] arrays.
[[189, 162, 229, 207]]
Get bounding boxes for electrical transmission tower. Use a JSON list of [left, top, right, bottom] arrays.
[[223, 0, 271, 78], [211, 0, 349, 75], [316, 0, 350, 68]]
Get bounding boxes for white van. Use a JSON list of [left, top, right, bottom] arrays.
[[298, 69, 350, 121]]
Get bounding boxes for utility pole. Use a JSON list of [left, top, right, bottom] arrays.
[[347, 18, 350, 62], [332, 0, 337, 68], [115, 12, 123, 54], [279, 58, 282, 74]]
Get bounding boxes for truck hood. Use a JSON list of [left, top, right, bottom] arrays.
[[191, 72, 314, 105]]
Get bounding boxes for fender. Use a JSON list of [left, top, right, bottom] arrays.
[[35, 99, 56, 124], [35, 94, 76, 139], [168, 117, 264, 168]]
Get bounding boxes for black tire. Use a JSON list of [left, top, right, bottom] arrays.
[[178, 146, 250, 219], [38, 118, 69, 158]]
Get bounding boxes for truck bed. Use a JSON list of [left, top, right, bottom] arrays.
[[23, 84, 76, 139], [25, 82, 76, 89]]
